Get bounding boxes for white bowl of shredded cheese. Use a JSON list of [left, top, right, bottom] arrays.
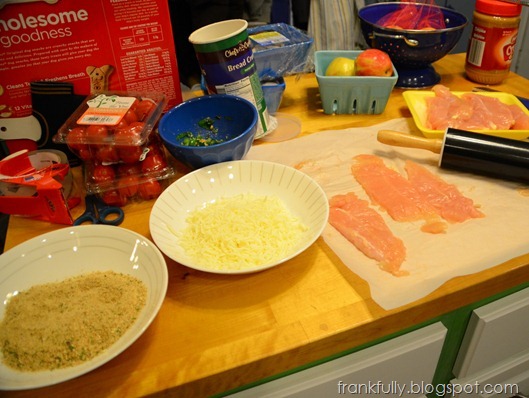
[[0, 225, 168, 390], [149, 160, 329, 274]]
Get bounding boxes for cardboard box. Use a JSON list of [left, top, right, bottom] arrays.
[[0, 0, 182, 162]]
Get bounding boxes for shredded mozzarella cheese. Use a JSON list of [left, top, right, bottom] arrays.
[[179, 193, 308, 271]]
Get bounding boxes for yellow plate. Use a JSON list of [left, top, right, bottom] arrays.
[[403, 90, 529, 140]]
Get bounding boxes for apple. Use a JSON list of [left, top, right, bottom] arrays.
[[325, 57, 356, 76], [355, 49, 393, 77]]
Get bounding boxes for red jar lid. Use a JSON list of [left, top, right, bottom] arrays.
[[476, 0, 522, 17]]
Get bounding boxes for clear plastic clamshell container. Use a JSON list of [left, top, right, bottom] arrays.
[[53, 91, 174, 206], [83, 132, 175, 206], [54, 91, 167, 155]]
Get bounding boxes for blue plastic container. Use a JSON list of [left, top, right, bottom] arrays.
[[248, 23, 313, 80], [314, 50, 398, 115], [261, 77, 286, 115]]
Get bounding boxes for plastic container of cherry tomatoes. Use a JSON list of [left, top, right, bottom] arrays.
[[83, 132, 175, 206], [53, 91, 174, 206], [53, 91, 167, 160]]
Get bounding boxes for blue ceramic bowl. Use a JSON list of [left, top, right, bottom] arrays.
[[158, 95, 258, 170]]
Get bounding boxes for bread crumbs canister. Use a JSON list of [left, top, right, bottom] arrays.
[[189, 19, 271, 139], [465, 0, 522, 85]]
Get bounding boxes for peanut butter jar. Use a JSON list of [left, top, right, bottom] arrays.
[[465, 0, 522, 85]]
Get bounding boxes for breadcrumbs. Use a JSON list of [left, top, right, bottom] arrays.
[[0, 271, 147, 372]]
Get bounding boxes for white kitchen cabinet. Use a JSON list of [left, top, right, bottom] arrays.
[[453, 287, 529, 379], [450, 349, 529, 398], [228, 322, 447, 398]]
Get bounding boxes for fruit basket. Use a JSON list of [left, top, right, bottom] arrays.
[[314, 50, 398, 115]]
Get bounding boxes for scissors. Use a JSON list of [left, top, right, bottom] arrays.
[[74, 194, 124, 226]]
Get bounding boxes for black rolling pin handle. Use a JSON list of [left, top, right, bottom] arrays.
[[441, 128, 529, 184]]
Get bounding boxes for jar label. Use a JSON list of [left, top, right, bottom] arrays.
[[466, 24, 518, 71]]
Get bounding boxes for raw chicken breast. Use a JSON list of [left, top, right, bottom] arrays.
[[460, 93, 514, 130], [509, 104, 529, 130], [426, 85, 473, 130], [329, 192, 408, 277], [404, 160, 485, 223], [351, 154, 447, 234], [426, 85, 526, 131]]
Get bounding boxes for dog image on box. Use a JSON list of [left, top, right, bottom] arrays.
[[86, 65, 114, 93]]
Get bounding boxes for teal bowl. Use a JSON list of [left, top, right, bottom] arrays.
[[158, 95, 258, 170]]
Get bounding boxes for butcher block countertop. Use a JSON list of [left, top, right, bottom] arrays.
[[3, 53, 529, 397]]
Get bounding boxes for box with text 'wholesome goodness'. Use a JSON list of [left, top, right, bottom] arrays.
[[0, 0, 182, 163]]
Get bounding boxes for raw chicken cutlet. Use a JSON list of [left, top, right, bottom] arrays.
[[351, 154, 447, 234], [404, 160, 485, 223], [426, 85, 529, 131], [351, 155, 485, 232], [328, 192, 408, 277]]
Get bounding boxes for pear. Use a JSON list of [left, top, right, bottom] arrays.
[[325, 57, 356, 76]]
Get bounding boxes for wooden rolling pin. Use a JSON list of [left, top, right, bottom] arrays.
[[377, 128, 529, 183], [378, 130, 444, 153]]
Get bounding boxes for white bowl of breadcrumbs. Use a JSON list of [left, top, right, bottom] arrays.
[[0, 225, 168, 390]]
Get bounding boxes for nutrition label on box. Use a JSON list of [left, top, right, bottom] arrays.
[[119, 23, 164, 48]]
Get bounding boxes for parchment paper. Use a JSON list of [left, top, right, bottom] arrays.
[[246, 119, 529, 310]]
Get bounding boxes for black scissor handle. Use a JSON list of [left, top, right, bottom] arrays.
[[97, 206, 124, 226], [73, 212, 98, 226], [73, 194, 125, 226]]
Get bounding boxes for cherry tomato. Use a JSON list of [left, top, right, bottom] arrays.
[[66, 127, 87, 151], [114, 118, 129, 130], [129, 98, 140, 111], [101, 190, 128, 207], [85, 125, 109, 144], [77, 148, 92, 161], [117, 163, 141, 176], [118, 145, 144, 164], [91, 164, 116, 184], [117, 175, 139, 197], [135, 100, 155, 121], [128, 121, 146, 134], [114, 125, 142, 145], [145, 137, 164, 156], [141, 152, 167, 174], [138, 179, 162, 200], [124, 108, 139, 124], [96, 145, 120, 163]]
